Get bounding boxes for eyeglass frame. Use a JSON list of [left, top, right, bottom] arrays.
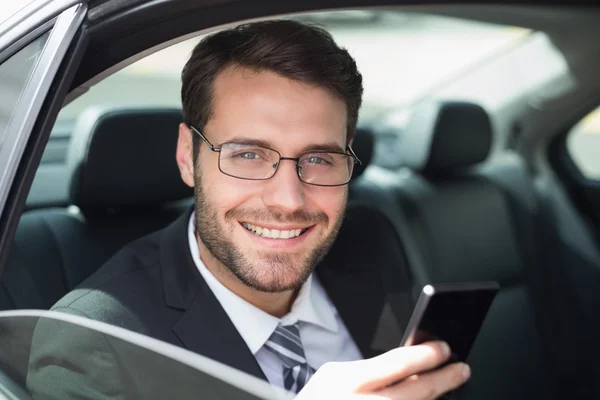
[[188, 125, 362, 187]]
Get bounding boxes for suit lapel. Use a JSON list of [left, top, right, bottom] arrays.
[[316, 259, 385, 359], [159, 210, 266, 381], [171, 286, 267, 381], [317, 205, 415, 359]]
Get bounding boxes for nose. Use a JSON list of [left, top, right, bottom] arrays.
[[262, 159, 305, 214]]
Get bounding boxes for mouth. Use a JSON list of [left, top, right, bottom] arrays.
[[241, 222, 310, 239]]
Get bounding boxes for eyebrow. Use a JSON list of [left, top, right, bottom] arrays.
[[300, 142, 346, 154], [225, 136, 346, 154]]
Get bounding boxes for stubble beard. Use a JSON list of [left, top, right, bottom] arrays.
[[193, 171, 345, 293]]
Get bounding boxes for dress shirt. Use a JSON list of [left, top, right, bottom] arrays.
[[187, 213, 363, 389]]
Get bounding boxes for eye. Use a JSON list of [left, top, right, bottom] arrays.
[[238, 152, 261, 160], [228, 147, 269, 160], [302, 154, 335, 166], [220, 143, 275, 164], [307, 156, 328, 165]]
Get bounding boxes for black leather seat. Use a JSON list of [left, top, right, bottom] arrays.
[[388, 100, 560, 400], [1, 107, 192, 310]]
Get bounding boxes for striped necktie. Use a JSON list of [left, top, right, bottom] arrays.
[[264, 323, 316, 393]]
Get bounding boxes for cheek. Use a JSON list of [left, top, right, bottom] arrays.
[[309, 188, 348, 224], [206, 172, 260, 213], [198, 151, 253, 209]]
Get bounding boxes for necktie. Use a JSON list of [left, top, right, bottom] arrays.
[[264, 322, 316, 393]]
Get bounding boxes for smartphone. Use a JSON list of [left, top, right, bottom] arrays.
[[399, 281, 499, 363]]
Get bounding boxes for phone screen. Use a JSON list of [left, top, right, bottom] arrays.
[[402, 283, 498, 363]]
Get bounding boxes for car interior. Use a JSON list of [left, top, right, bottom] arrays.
[[0, 1, 599, 399]]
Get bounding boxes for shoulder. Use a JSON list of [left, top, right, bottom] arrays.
[[51, 229, 166, 331]]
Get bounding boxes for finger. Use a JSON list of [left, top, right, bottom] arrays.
[[376, 362, 471, 400], [352, 341, 452, 392]]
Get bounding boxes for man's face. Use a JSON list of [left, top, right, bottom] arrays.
[[177, 66, 349, 293]]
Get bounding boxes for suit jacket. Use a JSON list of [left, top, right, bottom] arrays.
[[26, 206, 414, 399]]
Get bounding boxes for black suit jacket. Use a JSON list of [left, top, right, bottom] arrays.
[[26, 206, 413, 398]]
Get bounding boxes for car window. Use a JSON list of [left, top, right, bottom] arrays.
[[0, 32, 50, 152], [567, 106, 600, 181], [0, 310, 287, 400], [57, 11, 530, 126], [53, 10, 535, 178]]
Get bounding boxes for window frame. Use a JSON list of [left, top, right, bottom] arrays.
[[550, 101, 600, 188], [0, 3, 87, 278], [0, 3, 86, 216], [548, 99, 600, 231], [564, 108, 600, 183]]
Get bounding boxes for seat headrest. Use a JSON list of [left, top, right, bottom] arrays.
[[350, 127, 374, 180], [67, 107, 192, 209], [402, 101, 492, 174]]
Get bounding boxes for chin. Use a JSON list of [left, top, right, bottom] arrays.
[[235, 258, 312, 293]]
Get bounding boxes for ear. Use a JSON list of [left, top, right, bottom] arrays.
[[176, 123, 195, 188]]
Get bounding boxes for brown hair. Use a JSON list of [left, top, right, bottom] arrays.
[[181, 19, 363, 160]]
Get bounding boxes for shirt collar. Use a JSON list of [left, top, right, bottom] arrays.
[[283, 270, 339, 334], [187, 213, 338, 354]]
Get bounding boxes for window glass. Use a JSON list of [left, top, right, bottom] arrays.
[[0, 312, 281, 399], [0, 32, 50, 151], [567, 106, 600, 180]]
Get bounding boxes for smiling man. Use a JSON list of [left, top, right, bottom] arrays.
[[27, 20, 470, 399], [178, 60, 355, 315]]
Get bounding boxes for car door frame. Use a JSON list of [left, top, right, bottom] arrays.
[[0, 2, 88, 276]]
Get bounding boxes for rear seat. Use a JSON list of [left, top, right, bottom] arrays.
[[350, 101, 570, 400], [393, 101, 557, 399], [1, 107, 192, 310]]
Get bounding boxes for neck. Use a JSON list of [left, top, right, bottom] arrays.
[[197, 238, 297, 318]]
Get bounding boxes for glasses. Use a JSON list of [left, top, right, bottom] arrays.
[[189, 125, 361, 187]]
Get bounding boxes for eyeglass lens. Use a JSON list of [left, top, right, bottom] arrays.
[[218, 143, 353, 186]]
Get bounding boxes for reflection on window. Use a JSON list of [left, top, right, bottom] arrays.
[[567, 107, 600, 180]]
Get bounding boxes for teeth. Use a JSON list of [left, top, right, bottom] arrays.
[[242, 223, 306, 239]]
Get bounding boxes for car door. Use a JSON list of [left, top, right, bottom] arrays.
[[0, 2, 86, 272], [0, 309, 284, 399]]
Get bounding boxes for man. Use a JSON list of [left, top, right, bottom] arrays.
[[27, 20, 470, 399]]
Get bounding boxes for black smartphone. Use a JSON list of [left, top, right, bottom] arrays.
[[399, 281, 499, 363]]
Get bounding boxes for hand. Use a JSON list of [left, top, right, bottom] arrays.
[[295, 341, 470, 400]]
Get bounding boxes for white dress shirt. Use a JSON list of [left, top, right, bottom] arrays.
[[187, 213, 363, 389]]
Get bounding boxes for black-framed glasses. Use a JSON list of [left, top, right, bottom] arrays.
[[189, 125, 361, 187]]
